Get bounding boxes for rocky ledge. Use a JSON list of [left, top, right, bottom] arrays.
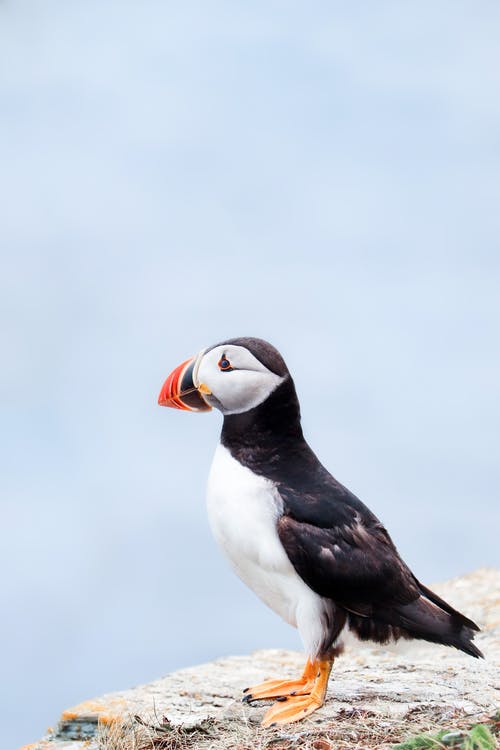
[[25, 569, 499, 750]]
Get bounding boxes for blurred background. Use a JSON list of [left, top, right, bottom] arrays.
[[1, 1, 499, 747]]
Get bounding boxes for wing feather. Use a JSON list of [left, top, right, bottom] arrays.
[[277, 485, 419, 615]]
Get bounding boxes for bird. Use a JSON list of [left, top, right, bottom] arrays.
[[157, 337, 482, 727]]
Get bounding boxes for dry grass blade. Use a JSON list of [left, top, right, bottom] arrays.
[[94, 709, 500, 750]]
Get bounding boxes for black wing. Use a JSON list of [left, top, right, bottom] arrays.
[[277, 476, 482, 657], [277, 479, 419, 616]]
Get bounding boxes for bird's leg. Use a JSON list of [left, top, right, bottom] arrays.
[[261, 659, 333, 727], [242, 658, 319, 703]]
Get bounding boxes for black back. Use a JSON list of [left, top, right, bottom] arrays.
[[220, 364, 481, 657]]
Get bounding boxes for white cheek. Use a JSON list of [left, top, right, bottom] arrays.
[[215, 370, 284, 414], [197, 360, 284, 414]]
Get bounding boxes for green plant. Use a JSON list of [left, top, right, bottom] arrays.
[[393, 721, 496, 750]]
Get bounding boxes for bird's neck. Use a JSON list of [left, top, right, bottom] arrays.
[[220, 377, 307, 478]]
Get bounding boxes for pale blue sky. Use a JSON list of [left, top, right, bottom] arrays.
[[1, 2, 499, 747]]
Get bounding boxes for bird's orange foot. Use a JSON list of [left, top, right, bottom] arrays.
[[242, 658, 318, 703], [242, 676, 316, 702], [261, 692, 323, 726], [259, 659, 333, 727]]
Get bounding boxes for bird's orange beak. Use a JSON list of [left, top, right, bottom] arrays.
[[158, 355, 212, 412]]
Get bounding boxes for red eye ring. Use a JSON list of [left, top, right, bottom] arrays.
[[218, 356, 233, 372]]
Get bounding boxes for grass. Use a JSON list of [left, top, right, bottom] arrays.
[[393, 716, 499, 750], [96, 709, 500, 750]]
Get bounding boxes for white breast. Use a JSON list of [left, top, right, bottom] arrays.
[[206, 444, 331, 657]]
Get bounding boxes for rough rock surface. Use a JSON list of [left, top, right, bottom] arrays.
[[25, 569, 499, 750]]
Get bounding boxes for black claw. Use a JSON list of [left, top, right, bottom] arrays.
[[242, 693, 254, 704], [290, 691, 296, 696], [242, 687, 249, 693], [275, 696, 288, 702], [269, 722, 277, 728]]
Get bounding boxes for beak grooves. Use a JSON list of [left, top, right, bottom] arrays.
[[158, 356, 212, 412]]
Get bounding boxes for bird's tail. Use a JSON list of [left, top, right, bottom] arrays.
[[388, 581, 483, 658]]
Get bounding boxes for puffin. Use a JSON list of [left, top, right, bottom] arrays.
[[158, 337, 482, 727]]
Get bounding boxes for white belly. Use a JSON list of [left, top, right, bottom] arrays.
[[206, 444, 330, 656]]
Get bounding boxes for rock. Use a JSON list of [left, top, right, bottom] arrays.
[[24, 569, 500, 750]]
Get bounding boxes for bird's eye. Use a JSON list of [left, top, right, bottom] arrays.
[[218, 356, 233, 372]]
